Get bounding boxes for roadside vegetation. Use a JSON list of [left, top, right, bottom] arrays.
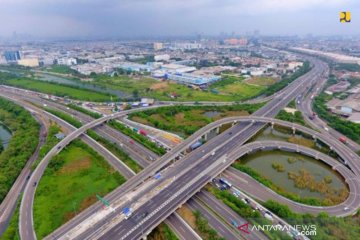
[[0, 97, 39, 203], [147, 223, 179, 240], [313, 93, 360, 144], [109, 120, 166, 155], [264, 200, 360, 240], [33, 140, 126, 239], [42, 65, 79, 75], [0, 197, 21, 240], [276, 110, 306, 126], [129, 103, 264, 138], [32, 124, 62, 169], [259, 61, 311, 97], [67, 103, 102, 119], [193, 210, 225, 240], [206, 186, 292, 240], [45, 107, 82, 128], [87, 130, 142, 173]]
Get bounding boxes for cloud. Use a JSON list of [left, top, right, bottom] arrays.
[[0, 0, 358, 38]]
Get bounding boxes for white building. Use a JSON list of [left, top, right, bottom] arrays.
[[154, 54, 170, 62], [57, 57, 77, 66]]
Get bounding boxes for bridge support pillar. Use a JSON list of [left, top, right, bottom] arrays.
[[312, 135, 317, 141], [292, 127, 296, 135], [203, 133, 208, 141], [271, 122, 274, 129], [216, 127, 220, 134]]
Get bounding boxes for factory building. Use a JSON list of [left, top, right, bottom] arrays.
[[165, 73, 221, 86]]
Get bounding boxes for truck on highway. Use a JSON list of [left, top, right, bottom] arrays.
[[339, 137, 347, 144], [190, 141, 202, 151], [219, 178, 232, 188]]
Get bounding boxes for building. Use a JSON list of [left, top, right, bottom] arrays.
[[171, 42, 202, 50], [4, 51, 21, 63], [165, 73, 221, 86], [154, 54, 170, 62], [117, 62, 153, 72], [57, 57, 77, 66], [161, 64, 196, 74], [17, 58, 39, 67], [224, 38, 248, 46], [153, 42, 163, 51]]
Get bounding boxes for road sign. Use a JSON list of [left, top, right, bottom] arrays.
[[96, 194, 110, 207]]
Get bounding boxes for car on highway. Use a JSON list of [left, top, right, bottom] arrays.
[[343, 207, 349, 211], [33, 181, 37, 187], [211, 151, 215, 156]]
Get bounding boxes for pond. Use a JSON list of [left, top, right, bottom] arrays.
[[34, 73, 131, 99], [0, 124, 12, 149], [203, 111, 221, 118], [240, 150, 347, 200]]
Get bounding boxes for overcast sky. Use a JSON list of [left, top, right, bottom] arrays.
[[1, 0, 359, 39]]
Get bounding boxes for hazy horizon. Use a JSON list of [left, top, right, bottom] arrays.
[[1, 0, 359, 39]]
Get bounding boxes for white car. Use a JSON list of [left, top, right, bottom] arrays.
[[211, 151, 215, 156]]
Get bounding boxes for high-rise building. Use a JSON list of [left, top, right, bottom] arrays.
[[4, 51, 21, 63], [153, 42, 163, 50]]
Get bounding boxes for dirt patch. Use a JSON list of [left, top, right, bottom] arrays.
[[245, 77, 277, 86], [287, 136, 315, 148], [174, 112, 185, 122], [79, 195, 97, 211], [63, 195, 97, 222], [59, 156, 91, 174], [150, 82, 168, 91], [176, 206, 196, 229]]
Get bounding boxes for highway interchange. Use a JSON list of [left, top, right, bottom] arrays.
[[0, 55, 360, 240]]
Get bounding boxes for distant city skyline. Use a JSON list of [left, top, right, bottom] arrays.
[[1, 0, 359, 39]]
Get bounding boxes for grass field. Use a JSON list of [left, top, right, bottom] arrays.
[[92, 74, 266, 102], [244, 76, 277, 86], [33, 140, 126, 239], [129, 104, 264, 137], [4, 79, 113, 102]]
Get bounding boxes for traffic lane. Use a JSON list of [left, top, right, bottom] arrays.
[[98, 173, 212, 240], [0, 112, 47, 234], [196, 191, 267, 240], [166, 213, 201, 240], [187, 198, 240, 240]]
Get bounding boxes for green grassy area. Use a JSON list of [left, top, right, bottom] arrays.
[[32, 124, 61, 169], [0, 97, 40, 203], [148, 223, 179, 240], [45, 107, 82, 128], [109, 120, 166, 155], [87, 130, 142, 173], [129, 103, 264, 138], [276, 110, 306, 126], [193, 210, 225, 240], [33, 140, 126, 239], [314, 93, 360, 144], [44, 65, 78, 75], [264, 200, 360, 240], [232, 163, 348, 206], [2, 78, 114, 102], [91, 74, 266, 102], [335, 63, 360, 72], [67, 104, 102, 119], [44, 108, 142, 173], [260, 61, 311, 97], [0, 197, 21, 240]]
